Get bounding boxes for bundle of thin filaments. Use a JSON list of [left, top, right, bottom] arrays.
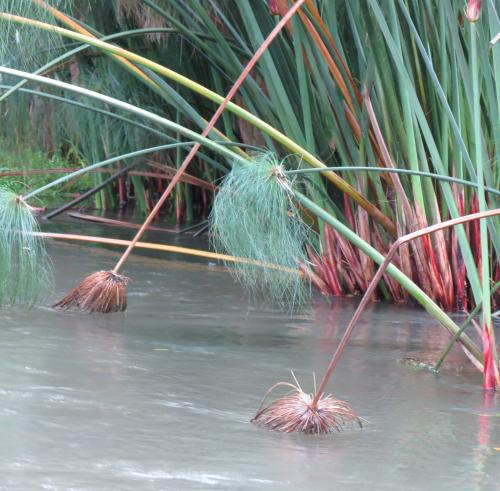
[[0, 188, 52, 306], [210, 153, 311, 307]]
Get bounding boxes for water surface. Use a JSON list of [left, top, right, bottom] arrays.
[[0, 222, 499, 490]]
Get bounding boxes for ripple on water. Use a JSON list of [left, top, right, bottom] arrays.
[[117, 466, 277, 486]]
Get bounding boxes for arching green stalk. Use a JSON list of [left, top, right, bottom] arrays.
[[0, 27, 251, 102], [23, 143, 197, 200], [0, 28, 177, 102], [0, 84, 174, 139], [21, 140, 262, 202], [285, 166, 500, 197], [0, 83, 262, 173], [0, 67, 247, 167], [0, 84, 240, 176], [293, 192, 482, 363]]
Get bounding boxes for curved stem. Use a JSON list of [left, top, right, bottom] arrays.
[[20, 138, 257, 202], [0, 84, 178, 140], [0, 66, 247, 171], [0, 28, 173, 102], [309, 209, 500, 406], [0, 83, 263, 165], [0, 27, 249, 102], [285, 166, 500, 197], [23, 142, 196, 201]]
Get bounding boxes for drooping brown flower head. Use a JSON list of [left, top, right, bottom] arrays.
[[251, 381, 362, 434], [53, 270, 128, 313]]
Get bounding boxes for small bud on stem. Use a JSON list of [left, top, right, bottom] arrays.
[[465, 0, 481, 22]]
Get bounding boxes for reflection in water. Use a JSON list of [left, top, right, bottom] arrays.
[[471, 391, 498, 491], [73, 316, 126, 378], [0, 232, 498, 490]]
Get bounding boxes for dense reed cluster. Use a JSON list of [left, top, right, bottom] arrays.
[[1, 0, 497, 311]]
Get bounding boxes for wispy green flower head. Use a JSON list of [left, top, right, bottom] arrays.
[[0, 187, 52, 306], [0, 1, 73, 71], [210, 153, 311, 308]]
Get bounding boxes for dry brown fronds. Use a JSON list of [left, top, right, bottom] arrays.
[[53, 270, 128, 313], [251, 381, 361, 434]]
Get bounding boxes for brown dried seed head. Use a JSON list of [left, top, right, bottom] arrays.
[[53, 270, 129, 313], [252, 387, 361, 435]]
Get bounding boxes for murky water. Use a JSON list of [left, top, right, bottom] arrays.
[[0, 220, 499, 490]]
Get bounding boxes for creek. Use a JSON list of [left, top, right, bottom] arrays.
[[0, 219, 498, 490]]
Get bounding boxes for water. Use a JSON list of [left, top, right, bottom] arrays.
[[0, 221, 499, 490]]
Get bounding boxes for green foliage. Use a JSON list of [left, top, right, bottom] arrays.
[[0, 187, 52, 306], [210, 153, 311, 307], [0, 146, 91, 206]]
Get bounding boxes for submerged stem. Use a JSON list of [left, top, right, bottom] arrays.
[[434, 281, 500, 372]]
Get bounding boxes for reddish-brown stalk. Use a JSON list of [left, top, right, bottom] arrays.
[[312, 209, 500, 407]]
